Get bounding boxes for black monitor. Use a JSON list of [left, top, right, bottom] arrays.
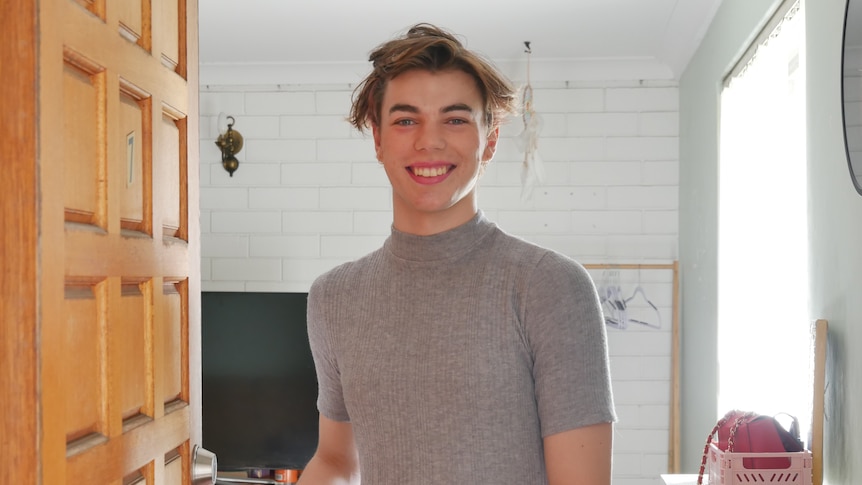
[[201, 292, 318, 472]]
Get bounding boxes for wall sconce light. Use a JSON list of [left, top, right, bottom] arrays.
[[215, 115, 243, 177]]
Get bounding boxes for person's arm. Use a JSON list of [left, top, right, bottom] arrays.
[[543, 421, 613, 485], [297, 415, 360, 485]]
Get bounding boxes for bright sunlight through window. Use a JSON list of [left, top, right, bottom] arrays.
[[718, 0, 812, 442]]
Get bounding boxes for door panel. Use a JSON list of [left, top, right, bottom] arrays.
[[158, 111, 183, 236], [160, 280, 186, 406], [62, 57, 104, 226], [118, 0, 147, 47], [158, 0, 180, 70], [165, 448, 185, 485], [63, 283, 105, 443], [118, 281, 148, 420], [37, 0, 201, 483], [118, 86, 148, 230]]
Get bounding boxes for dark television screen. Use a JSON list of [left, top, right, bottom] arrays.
[[201, 292, 319, 471]]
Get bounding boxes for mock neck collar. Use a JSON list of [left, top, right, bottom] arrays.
[[385, 211, 496, 263]]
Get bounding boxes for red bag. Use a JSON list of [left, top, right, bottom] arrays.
[[697, 410, 804, 485]]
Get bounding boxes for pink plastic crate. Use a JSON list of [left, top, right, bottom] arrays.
[[708, 443, 812, 485]]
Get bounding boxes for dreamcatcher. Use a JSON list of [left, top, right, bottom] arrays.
[[517, 41, 545, 202]]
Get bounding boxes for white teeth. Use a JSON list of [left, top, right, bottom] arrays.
[[413, 166, 449, 177]]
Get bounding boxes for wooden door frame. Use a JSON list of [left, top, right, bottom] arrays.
[[0, 2, 39, 484]]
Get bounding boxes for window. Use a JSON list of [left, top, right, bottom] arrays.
[[718, 0, 811, 441]]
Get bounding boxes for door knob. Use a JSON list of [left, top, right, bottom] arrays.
[[192, 445, 218, 484]]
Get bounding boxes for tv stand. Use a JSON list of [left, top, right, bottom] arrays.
[[216, 477, 278, 485], [215, 469, 302, 485], [216, 477, 276, 485]]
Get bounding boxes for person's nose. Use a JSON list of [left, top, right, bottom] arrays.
[[414, 122, 446, 151]]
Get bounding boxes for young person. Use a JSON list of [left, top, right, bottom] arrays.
[[298, 23, 616, 485]]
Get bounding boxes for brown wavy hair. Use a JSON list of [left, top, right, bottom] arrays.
[[348, 23, 518, 134]]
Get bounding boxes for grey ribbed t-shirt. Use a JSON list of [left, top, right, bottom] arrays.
[[306, 212, 615, 484]]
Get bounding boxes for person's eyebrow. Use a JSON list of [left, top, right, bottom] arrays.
[[441, 103, 473, 114], [388, 103, 419, 114], [387, 103, 474, 115]]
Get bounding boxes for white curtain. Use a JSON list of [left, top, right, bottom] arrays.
[[718, 0, 811, 440]]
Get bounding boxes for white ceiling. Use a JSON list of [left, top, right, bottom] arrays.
[[198, 0, 724, 85]]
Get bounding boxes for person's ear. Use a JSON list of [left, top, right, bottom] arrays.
[[482, 126, 500, 162], [372, 123, 383, 162]]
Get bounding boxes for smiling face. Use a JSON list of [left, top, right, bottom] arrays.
[[372, 69, 499, 235]]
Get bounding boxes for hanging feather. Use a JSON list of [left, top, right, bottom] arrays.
[[518, 41, 545, 202]]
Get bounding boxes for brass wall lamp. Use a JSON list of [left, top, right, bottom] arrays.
[[215, 115, 243, 177]]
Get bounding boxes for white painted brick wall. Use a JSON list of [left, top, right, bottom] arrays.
[[199, 79, 679, 484]]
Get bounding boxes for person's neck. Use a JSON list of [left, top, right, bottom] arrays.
[[392, 209, 479, 236]]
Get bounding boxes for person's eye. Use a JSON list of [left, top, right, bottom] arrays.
[[447, 118, 468, 125], [394, 119, 416, 126]]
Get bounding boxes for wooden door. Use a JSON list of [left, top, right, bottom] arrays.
[[1, 0, 201, 484]]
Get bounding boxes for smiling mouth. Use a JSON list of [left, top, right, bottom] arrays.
[[410, 165, 452, 177]]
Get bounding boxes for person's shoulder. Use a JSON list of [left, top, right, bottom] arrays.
[[310, 246, 385, 292], [492, 226, 579, 264], [490, 226, 593, 283]]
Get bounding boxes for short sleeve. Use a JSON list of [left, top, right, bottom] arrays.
[[307, 277, 351, 422], [524, 252, 617, 437]]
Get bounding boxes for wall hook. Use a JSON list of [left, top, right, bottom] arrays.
[[215, 115, 243, 177]]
